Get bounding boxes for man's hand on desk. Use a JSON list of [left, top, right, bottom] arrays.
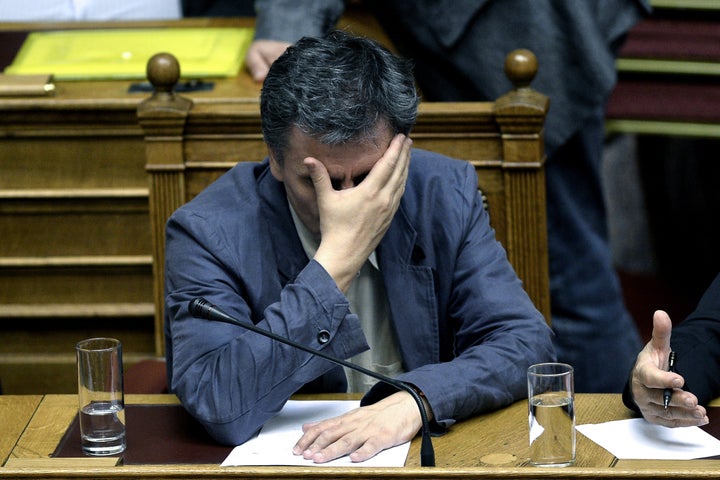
[[630, 310, 709, 427], [292, 390, 429, 463], [245, 40, 291, 82]]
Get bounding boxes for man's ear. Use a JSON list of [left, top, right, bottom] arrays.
[[268, 149, 284, 182]]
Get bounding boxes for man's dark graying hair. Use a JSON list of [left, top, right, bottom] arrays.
[[260, 30, 419, 160]]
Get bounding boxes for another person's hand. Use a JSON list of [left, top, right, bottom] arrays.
[[630, 310, 708, 427], [293, 390, 426, 463], [311, 134, 412, 292], [245, 40, 291, 82]]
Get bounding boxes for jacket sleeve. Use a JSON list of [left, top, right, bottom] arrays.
[[670, 273, 720, 405], [254, 0, 345, 43], [164, 209, 369, 445]]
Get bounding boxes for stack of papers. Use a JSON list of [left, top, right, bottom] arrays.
[[5, 28, 254, 80]]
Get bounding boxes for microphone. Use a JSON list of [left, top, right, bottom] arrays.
[[188, 296, 435, 467]]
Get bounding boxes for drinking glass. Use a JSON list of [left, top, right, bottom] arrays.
[[76, 337, 126, 456], [527, 362, 575, 466]]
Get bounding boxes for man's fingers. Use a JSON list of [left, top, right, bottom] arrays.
[[643, 404, 709, 428], [391, 136, 412, 192], [304, 157, 332, 196], [635, 362, 683, 391], [244, 40, 291, 82], [641, 384, 689, 407], [301, 429, 389, 464], [244, 45, 271, 82], [646, 415, 709, 428], [364, 134, 411, 214], [305, 434, 363, 463], [348, 435, 390, 463], [361, 134, 409, 189], [293, 415, 361, 463], [665, 389, 700, 410], [649, 310, 673, 353]]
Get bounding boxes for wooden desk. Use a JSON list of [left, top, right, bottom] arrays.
[[2, 394, 719, 478], [0, 395, 42, 466]]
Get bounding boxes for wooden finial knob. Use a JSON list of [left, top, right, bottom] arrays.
[[146, 52, 180, 94], [504, 49, 538, 89]]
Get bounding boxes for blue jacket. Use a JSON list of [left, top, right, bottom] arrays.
[[164, 149, 555, 445]]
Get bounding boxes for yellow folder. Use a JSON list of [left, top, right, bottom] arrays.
[[5, 27, 254, 80]]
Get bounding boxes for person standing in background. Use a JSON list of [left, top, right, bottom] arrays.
[[245, 0, 651, 393]]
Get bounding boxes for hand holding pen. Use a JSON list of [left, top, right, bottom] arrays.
[[629, 310, 709, 427]]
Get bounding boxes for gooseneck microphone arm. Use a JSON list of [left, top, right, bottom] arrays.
[[188, 297, 435, 467]]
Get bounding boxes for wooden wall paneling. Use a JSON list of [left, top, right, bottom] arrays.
[[0, 97, 155, 393], [0, 11, 395, 393]]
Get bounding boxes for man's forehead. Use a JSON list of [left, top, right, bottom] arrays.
[[286, 127, 393, 167], [290, 124, 392, 145]]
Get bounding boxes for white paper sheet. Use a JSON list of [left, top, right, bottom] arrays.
[[221, 400, 411, 467], [577, 418, 720, 460]]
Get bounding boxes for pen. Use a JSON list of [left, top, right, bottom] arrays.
[[663, 351, 676, 409]]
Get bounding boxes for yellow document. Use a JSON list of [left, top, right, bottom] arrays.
[[5, 28, 254, 80]]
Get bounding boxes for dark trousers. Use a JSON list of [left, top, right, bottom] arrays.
[[546, 107, 642, 392]]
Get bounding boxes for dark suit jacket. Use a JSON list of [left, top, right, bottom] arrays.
[[164, 150, 555, 444], [669, 273, 720, 404]]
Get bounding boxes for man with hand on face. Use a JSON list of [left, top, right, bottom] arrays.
[[164, 30, 555, 463], [623, 272, 720, 427]]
